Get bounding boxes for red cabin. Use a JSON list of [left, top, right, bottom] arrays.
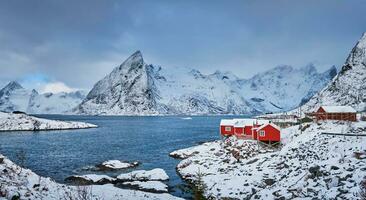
[[252, 123, 280, 142], [220, 119, 235, 136], [221, 118, 272, 138]]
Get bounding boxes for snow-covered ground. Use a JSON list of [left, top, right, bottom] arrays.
[[0, 155, 182, 200], [172, 121, 366, 199], [0, 112, 97, 131]]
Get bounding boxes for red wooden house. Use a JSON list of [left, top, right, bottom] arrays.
[[252, 123, 281, 142], [220, 118, 281, 142], [232, 119, 270, 137], [312, 106, 357, 122], [220, 119, 235, 136]]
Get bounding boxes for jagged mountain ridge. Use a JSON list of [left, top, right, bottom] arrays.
[[76, 51, 336, 115], [0, 81, 86, 114], [301, 32, 366, 112]]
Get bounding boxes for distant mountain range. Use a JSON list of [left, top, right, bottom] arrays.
[[0, 81, 86, 114], [0, 53, 336, 115], [75, 51, 336, 115], [301, 32, 366, 112]]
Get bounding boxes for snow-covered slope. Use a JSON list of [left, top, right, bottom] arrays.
[[0, 81, 86, 114], [0, 154, 182, 200], [76, 51, 160, 115], [302, 32, 366, 112], [0, 111, 97, 131], [172, 121, 366, 199], [77, 51, 335, 115], [28, 90, 86, 114], [0, 81, 33, 113]]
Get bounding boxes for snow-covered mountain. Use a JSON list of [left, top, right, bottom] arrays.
[[76, 51, 335, 115], [28, 90, 86, 114], [0, 82, 86, 114], [0, 81, 33, 112], [301, 32, 366, 112]]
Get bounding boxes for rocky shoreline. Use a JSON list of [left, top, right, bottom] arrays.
[[0, 154, 182, 200]]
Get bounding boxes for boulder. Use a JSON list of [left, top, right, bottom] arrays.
[[65, 174, 115, 185], [96, 160, 139, 170], [117, 168, 169, 182], [118, 181, 168, 193]]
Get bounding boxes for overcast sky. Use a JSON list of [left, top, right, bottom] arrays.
[[0, 0, 365, 92]]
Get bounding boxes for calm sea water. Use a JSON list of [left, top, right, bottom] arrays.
[[0, 115, 248, 198]]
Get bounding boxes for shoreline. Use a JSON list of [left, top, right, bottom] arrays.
[[171, 121, 366, 199], [0, 154, 182, 200]]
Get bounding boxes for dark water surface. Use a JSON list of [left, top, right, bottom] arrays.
[[0, 115, 247, 198]]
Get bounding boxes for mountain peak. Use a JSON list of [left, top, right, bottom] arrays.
[[3, 81, 23, 91], [345, 32, 366, 66], [118, 50, 144, 69], [300, 63, 317, 74]]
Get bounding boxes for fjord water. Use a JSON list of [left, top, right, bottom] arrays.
[[0, 115, 246, 198]]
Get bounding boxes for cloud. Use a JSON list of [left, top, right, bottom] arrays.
[[40, 82, 77, 94], [0, 0, 365, 88]]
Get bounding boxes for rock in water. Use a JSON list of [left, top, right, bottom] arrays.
[[96, 160, 139, 170], [117, 168, 169, 181]]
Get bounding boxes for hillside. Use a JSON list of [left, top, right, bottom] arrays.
[[171, 121, 366, 199], [301, 32, 366, 112]]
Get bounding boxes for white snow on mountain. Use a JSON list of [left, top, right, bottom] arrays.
[[0, 81, 33, 113], [77, 51, 335, 115], [301, 32, 366, 112], [0, 81, 86, 114], [28, 90, 86, 114]]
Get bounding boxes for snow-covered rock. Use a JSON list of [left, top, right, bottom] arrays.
[[302, 32, 366, 112], [65, 174, 116, 185], [121, 181, 169, 193], [173, 121, 366, 199], [0, 154, 182, 200], [0, 111, 97, 131], [0, 81, 86, 114], [117, 168, 169, 181], [97, 160, 139, 170], [76, 51, 335, 115]]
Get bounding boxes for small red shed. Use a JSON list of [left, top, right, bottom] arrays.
[[220, 119, 235, 136], [252, 123, 280, 142]]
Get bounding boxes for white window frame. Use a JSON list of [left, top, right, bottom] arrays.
[[225, 126, 232, 131], [259, 130, 265, 137]]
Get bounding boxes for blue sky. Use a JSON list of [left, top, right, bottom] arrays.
[[0, 0, 365, 92]]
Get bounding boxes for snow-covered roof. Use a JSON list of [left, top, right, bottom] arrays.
[[320, 106, 356, 113], [221, 118, 272, 127], [257, 123, 281, 131], [220, 119, 235, 126], [233, 118, 256, 127]]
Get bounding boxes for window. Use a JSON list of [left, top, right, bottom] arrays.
[[225, 127, 232, 131], [259, 130, 265, 137]]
